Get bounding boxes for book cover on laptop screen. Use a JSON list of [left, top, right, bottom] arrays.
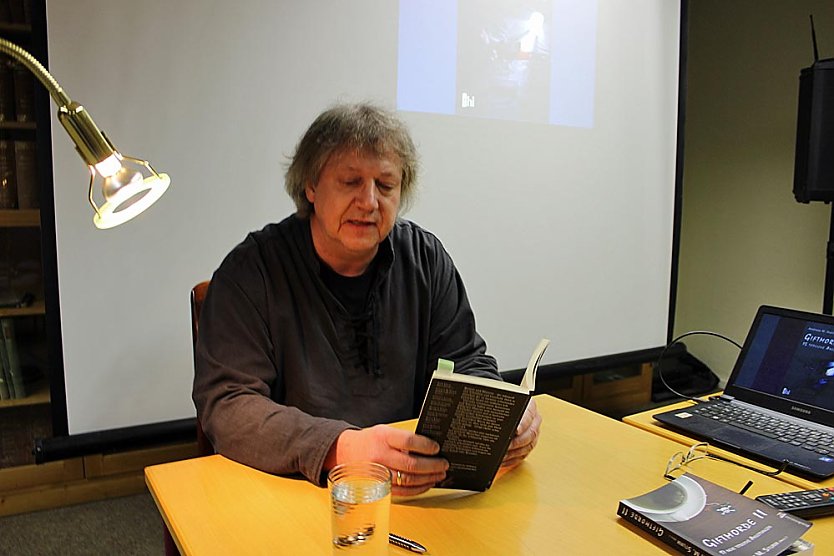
[[724, 305, 834, 428]]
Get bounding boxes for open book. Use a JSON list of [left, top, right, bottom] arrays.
[[415, 339, 550, 491]]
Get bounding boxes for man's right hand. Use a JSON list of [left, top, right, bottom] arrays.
[[325, 425, 448, 496]]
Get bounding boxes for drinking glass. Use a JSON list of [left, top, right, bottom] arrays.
[[328, 462, 391, 554]]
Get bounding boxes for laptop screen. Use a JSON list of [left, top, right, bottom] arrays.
[[729, 307, 834, 414]]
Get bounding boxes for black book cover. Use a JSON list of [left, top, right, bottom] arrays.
[[618, 474, 813, 556], [415, 339, 549, 491]]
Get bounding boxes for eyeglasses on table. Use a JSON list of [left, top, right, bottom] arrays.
[[664, 442, 789, 483]]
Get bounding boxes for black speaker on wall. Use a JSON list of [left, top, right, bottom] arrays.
[[794, 18, 834, 203], [794, 59, 834, 203]]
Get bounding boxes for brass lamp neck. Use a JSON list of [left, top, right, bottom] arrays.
[[0, 38, 116, 167]]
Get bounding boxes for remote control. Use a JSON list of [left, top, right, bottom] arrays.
[[755, 487, 834, 518]]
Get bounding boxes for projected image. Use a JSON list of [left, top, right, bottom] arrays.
[[397, 0, 597, 127], [456, 2, 552, 122]]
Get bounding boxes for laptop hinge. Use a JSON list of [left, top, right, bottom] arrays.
[[711, 394, 734, 402]]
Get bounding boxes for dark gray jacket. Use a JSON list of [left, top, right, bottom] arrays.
[[193, 215, 498, 485]]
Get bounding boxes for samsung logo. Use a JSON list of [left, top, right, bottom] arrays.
[[790, 406, 812, 415]]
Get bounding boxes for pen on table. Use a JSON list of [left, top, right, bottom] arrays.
[[389, 532, 427, 553]]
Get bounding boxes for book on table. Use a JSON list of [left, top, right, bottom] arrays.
[[415, 338, 549, 492], [618, 473, 814, 555]]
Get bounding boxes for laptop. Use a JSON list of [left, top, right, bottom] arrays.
[[654, 305, 834, 480]]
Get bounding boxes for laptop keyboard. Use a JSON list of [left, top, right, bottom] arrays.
[[693, 403, 834, 456]]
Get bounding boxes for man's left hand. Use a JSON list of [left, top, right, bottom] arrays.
[[501, 398, 542, 469]]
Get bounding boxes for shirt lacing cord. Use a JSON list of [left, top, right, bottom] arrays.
[[348, 298, 381, 377]]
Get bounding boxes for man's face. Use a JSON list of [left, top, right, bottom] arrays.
[[306, 148, 402, 275]]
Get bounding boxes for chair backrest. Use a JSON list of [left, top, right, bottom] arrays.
[[191, 280, 215, 456], [190, 281, 210, 349]]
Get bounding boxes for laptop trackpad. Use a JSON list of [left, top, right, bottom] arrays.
[[713, 426, 774, 452]]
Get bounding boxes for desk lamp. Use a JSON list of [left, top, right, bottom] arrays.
[[0, 38, 170, 229]]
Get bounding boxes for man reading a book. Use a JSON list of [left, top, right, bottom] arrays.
[[193, 102, 541, 495]]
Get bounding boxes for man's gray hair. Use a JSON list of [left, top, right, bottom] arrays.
[[284, 102, 419, 217]]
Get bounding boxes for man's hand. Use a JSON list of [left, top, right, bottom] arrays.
[[327, 425, 448, 496], [501, 398, 542, 470]]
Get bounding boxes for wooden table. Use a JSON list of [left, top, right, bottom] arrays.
[[146, 396, 834, 555], [623, 399, 834, 491]]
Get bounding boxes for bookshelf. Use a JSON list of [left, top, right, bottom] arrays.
[[0, 19, 31, 35], [0, 120, 34, 130], [0, 299, 44, 317], [0, 208, 37, 226], [0, 375, 47, 408], [0, 0, 55, 467]]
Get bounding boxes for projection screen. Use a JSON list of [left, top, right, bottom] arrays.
[[46, 0, 682, 435]]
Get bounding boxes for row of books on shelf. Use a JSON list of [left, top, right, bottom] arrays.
[[0, 40, 38, 211], [0, 56, 35, 124], [0, 139, 36, 210], [0, 3, 38, 213], [0, 0, 31, 26], [0, 316, 26, 400]]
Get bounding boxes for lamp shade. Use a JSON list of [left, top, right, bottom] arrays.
[[92, 156, 170, 229], [0, 37, 170, 228]]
